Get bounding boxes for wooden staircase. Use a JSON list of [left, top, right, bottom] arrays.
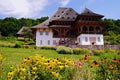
[[59, 38, 77, 47]]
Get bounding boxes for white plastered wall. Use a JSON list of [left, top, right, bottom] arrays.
[[77, 34, 104, 45], [36, 28, 61, 47]]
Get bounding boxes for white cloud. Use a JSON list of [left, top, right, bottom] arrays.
[[60, 0, 70, 7], [0, 0, 71, 18], [0, 0, 49, 18]]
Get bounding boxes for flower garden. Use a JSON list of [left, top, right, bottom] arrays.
[[0, 45, 120, 80]]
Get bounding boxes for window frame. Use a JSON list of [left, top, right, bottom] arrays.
[[40, 31, 43, 35]]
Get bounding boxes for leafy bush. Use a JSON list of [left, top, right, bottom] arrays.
[[81, 48, 89, 54], [40, 46, 56, 50], [56, 46, 73, 54], [92, 50, 104, 56], [13, 43, 21, 48], [73, 48, 82, 55]]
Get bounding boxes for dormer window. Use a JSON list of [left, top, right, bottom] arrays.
[[62, 17, 64, 19], [62, 11, 64, 13], [67, 17, 70, 19]]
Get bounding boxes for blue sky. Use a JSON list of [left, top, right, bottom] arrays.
[[0, 0, 119, 19]]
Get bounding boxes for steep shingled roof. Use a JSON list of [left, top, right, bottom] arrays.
[[32, 7, 79, 29], [80, 8, 104, 17], [32, 19, 50, 28], [17, 27, 29, 35], [32, 7, 104, 29], [50, 7, 79, 21]]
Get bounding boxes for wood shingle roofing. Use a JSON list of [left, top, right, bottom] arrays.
[[32, 7, 104, 29], [17, 27, 29, 35], [80, 8, 104, 17], [32, 7, 79, 29], [50, 7, 79, 21], [32, 19, 49, 28]]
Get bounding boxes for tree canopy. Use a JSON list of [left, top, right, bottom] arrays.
[[0, 17, 48, 36]]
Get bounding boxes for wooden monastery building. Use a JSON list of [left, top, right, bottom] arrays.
[[32, 7, 106, 47]]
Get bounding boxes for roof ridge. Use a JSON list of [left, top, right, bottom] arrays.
[[59, 8, 70, 18]]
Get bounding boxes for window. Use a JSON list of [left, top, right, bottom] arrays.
[[79, 38, 80, 43], [85, 37, 88, 42], [40, 31, 43, 35], [53, 40, 56, 45], [82, 26, 87, 31], [45, 31, 49, 35], [67, 17, 70, 19], [40, 40, 42, 45], [62, 17, 64, 19], [48, 40, 50, 45], [89, 26, 94, 31], [98, 37, 101, 42]]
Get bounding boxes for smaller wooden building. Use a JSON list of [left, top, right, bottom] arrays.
[[17, 27, 29, 38]]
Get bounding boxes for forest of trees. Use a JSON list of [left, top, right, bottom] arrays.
[[0, 17, 120, 44], [0, 17, 48, 36]]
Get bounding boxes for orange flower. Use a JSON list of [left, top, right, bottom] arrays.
[[103, 57, 107, 61], [108, 64, 114, 70], [84, 55, 89, 60], [92, 61, 99, 67], [117, 52, 120, 56], [100, 59, 104, 62], [112, 58, 117, 62], [117, 60, 120, 64]]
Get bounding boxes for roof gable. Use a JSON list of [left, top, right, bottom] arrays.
[[50, 7, 79, 21], [80, 8, 104, 17], [17, 27, 29, 34]]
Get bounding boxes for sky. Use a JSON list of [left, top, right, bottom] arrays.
[[0, 0, 120, 19]]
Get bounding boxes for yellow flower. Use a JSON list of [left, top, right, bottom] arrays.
[[32, 71, 36, 74], [65, 65, 69, 68], [20, 67, 26, 72], [52, 72, 59, 77], [10, 65, 14, 69], [8, 71, 13, 80], [59, 65, 64, 69], [32, 66, 37, 71], [8, 71, 13, 77]]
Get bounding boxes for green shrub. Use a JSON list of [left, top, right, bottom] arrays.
[[73, 48, 82, 55], [33, 46, 38, 49], [40, 46, 56, 50], [92, 50, 104, 56], [81, 48, 89, 54], [14, 43, 21, 48], [56, 46, 73, 54]]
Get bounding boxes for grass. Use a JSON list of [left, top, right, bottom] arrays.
[[0, 37, 118, 80], [0, 46, 95, 80]]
